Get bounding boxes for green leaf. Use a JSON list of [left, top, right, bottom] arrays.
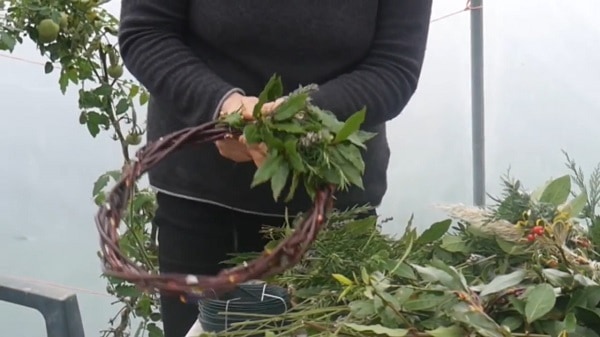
[[44, 61, 54, 74], [539, 175, 572, 206], [243, 123, 262, 143], [115, 98, 129, 115], [345, 216, 377, 235], [567, 285, 600, 312], [59, 72, 69, 94], [270, 162, 289, 201], [496, 238, 528, 255], [450, 302, 509, 337], [251, 152, 283, 188], [146, 323, 164, 337], [270, 122, 305, 134], [389, 262, 416, 280], [524, 283, 556, 323], [334, 108, 366, 143], [403, 293, 449, 311], [285, 172, 301, 202], [254, 74, 283, 118], [440, 235, 469, 253], [416, 219, 452, 245], [93, 174, 110, 197], [348, 300, 376, 319], [500, 316, 523, 331], [542, 268, 574, 288], [0, 31, 17, 51], [343, 323, 408, 337], [562, 191, 588, 218], [273, 94, 308, 121], [574, 307, 600, 331], [284, 139, 304, 172], [139, 91, 149, 105], [479, 269, 527, 297], [338, 143, 365, 173], [564, 312, 577, 333], [410, 264, 455, 288], [426, 325, 465, 337]]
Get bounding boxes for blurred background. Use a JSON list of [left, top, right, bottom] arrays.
[[1, 0, 599, 335]]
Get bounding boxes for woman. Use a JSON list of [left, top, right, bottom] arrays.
[[118, 1, 433, 336]]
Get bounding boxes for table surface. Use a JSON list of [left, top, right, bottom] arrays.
[[186, 320, 204, 337]]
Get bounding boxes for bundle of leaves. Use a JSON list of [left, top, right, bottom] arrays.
[[204, 158, 600, 337]]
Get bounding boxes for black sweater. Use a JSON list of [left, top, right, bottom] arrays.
[[118, 0, 433, 217]]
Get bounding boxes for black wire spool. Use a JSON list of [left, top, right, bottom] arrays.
[[198, 283, 291, 333]]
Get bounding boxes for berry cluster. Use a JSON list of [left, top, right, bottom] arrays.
[[527, 225, 545, 243]]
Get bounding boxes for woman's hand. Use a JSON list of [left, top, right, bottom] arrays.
[[215, 93, 284, 167]]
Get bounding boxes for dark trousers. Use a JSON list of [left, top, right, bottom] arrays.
[[154, 192, 287, 337]]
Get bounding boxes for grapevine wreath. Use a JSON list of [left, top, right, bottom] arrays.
[[95, 76, 377, 299]]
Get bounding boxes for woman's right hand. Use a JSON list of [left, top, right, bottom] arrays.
[[215, 92, 259, 163], [215, 92, 283, 166]]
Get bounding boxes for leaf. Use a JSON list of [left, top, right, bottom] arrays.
[[146, 323, 163, 337], [343, 323, 408, 337], [345, 216, 377, 235], [574, 307, 600, 331], [0, 31, 17, 51], [390, 262, 416, 280], [440, 235, 469, 253], [567, 285, 600, 311], [426, 325, 465, 337], [243, 123, 262, 144], [254, 74, 283, 118], [270, 122, 305, 133], [500, 316, 523, 331], [561, 191, 588, 218], [273, 93, 308, 121], [251, 152, 283, 187], [479, 269, 527, 297], [403, 293, 448, 311], [334, 108, 366, 143], [115, 98, 129, 115], [410, 264, 458, 290], [564, 312, 577, 333], [282, 139, 304, 171], [542, 268, 574, 288], [450, 302, 509, 337], [284, 172, 301, 202], [338, 143, 365, 173], [429, 259, 469, 292], [539, 175, 572, 206], [524, 283, 556, 323], [416, 219, 452, 245], [349, 300, 376, 319], [44, 61, 54, 74], [270, 162, 289, 201], [93, 174, 111, 197], [139, 91, 149, 105], [496, 238, 528, 255]]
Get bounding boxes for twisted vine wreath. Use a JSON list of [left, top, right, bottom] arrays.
[[95, 76, 377, 299]]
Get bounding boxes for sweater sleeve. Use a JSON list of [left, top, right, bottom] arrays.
[[309, 0, 433, 127], [117, 0, 243, 126]]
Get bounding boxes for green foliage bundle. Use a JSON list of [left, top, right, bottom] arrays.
[[220, 75, 375, 202], [210, 157, 600, 337]]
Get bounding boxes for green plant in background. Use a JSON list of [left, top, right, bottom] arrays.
[[1, 1, 161, 336]]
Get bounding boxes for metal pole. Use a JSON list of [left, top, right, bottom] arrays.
[[470, 0, 486, 206]]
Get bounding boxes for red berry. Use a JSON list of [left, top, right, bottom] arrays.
[[527, 234, 536, 242], [532, 226, 544, 236]]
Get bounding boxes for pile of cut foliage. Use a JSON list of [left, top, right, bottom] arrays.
[[208, 156, 600, 337]]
